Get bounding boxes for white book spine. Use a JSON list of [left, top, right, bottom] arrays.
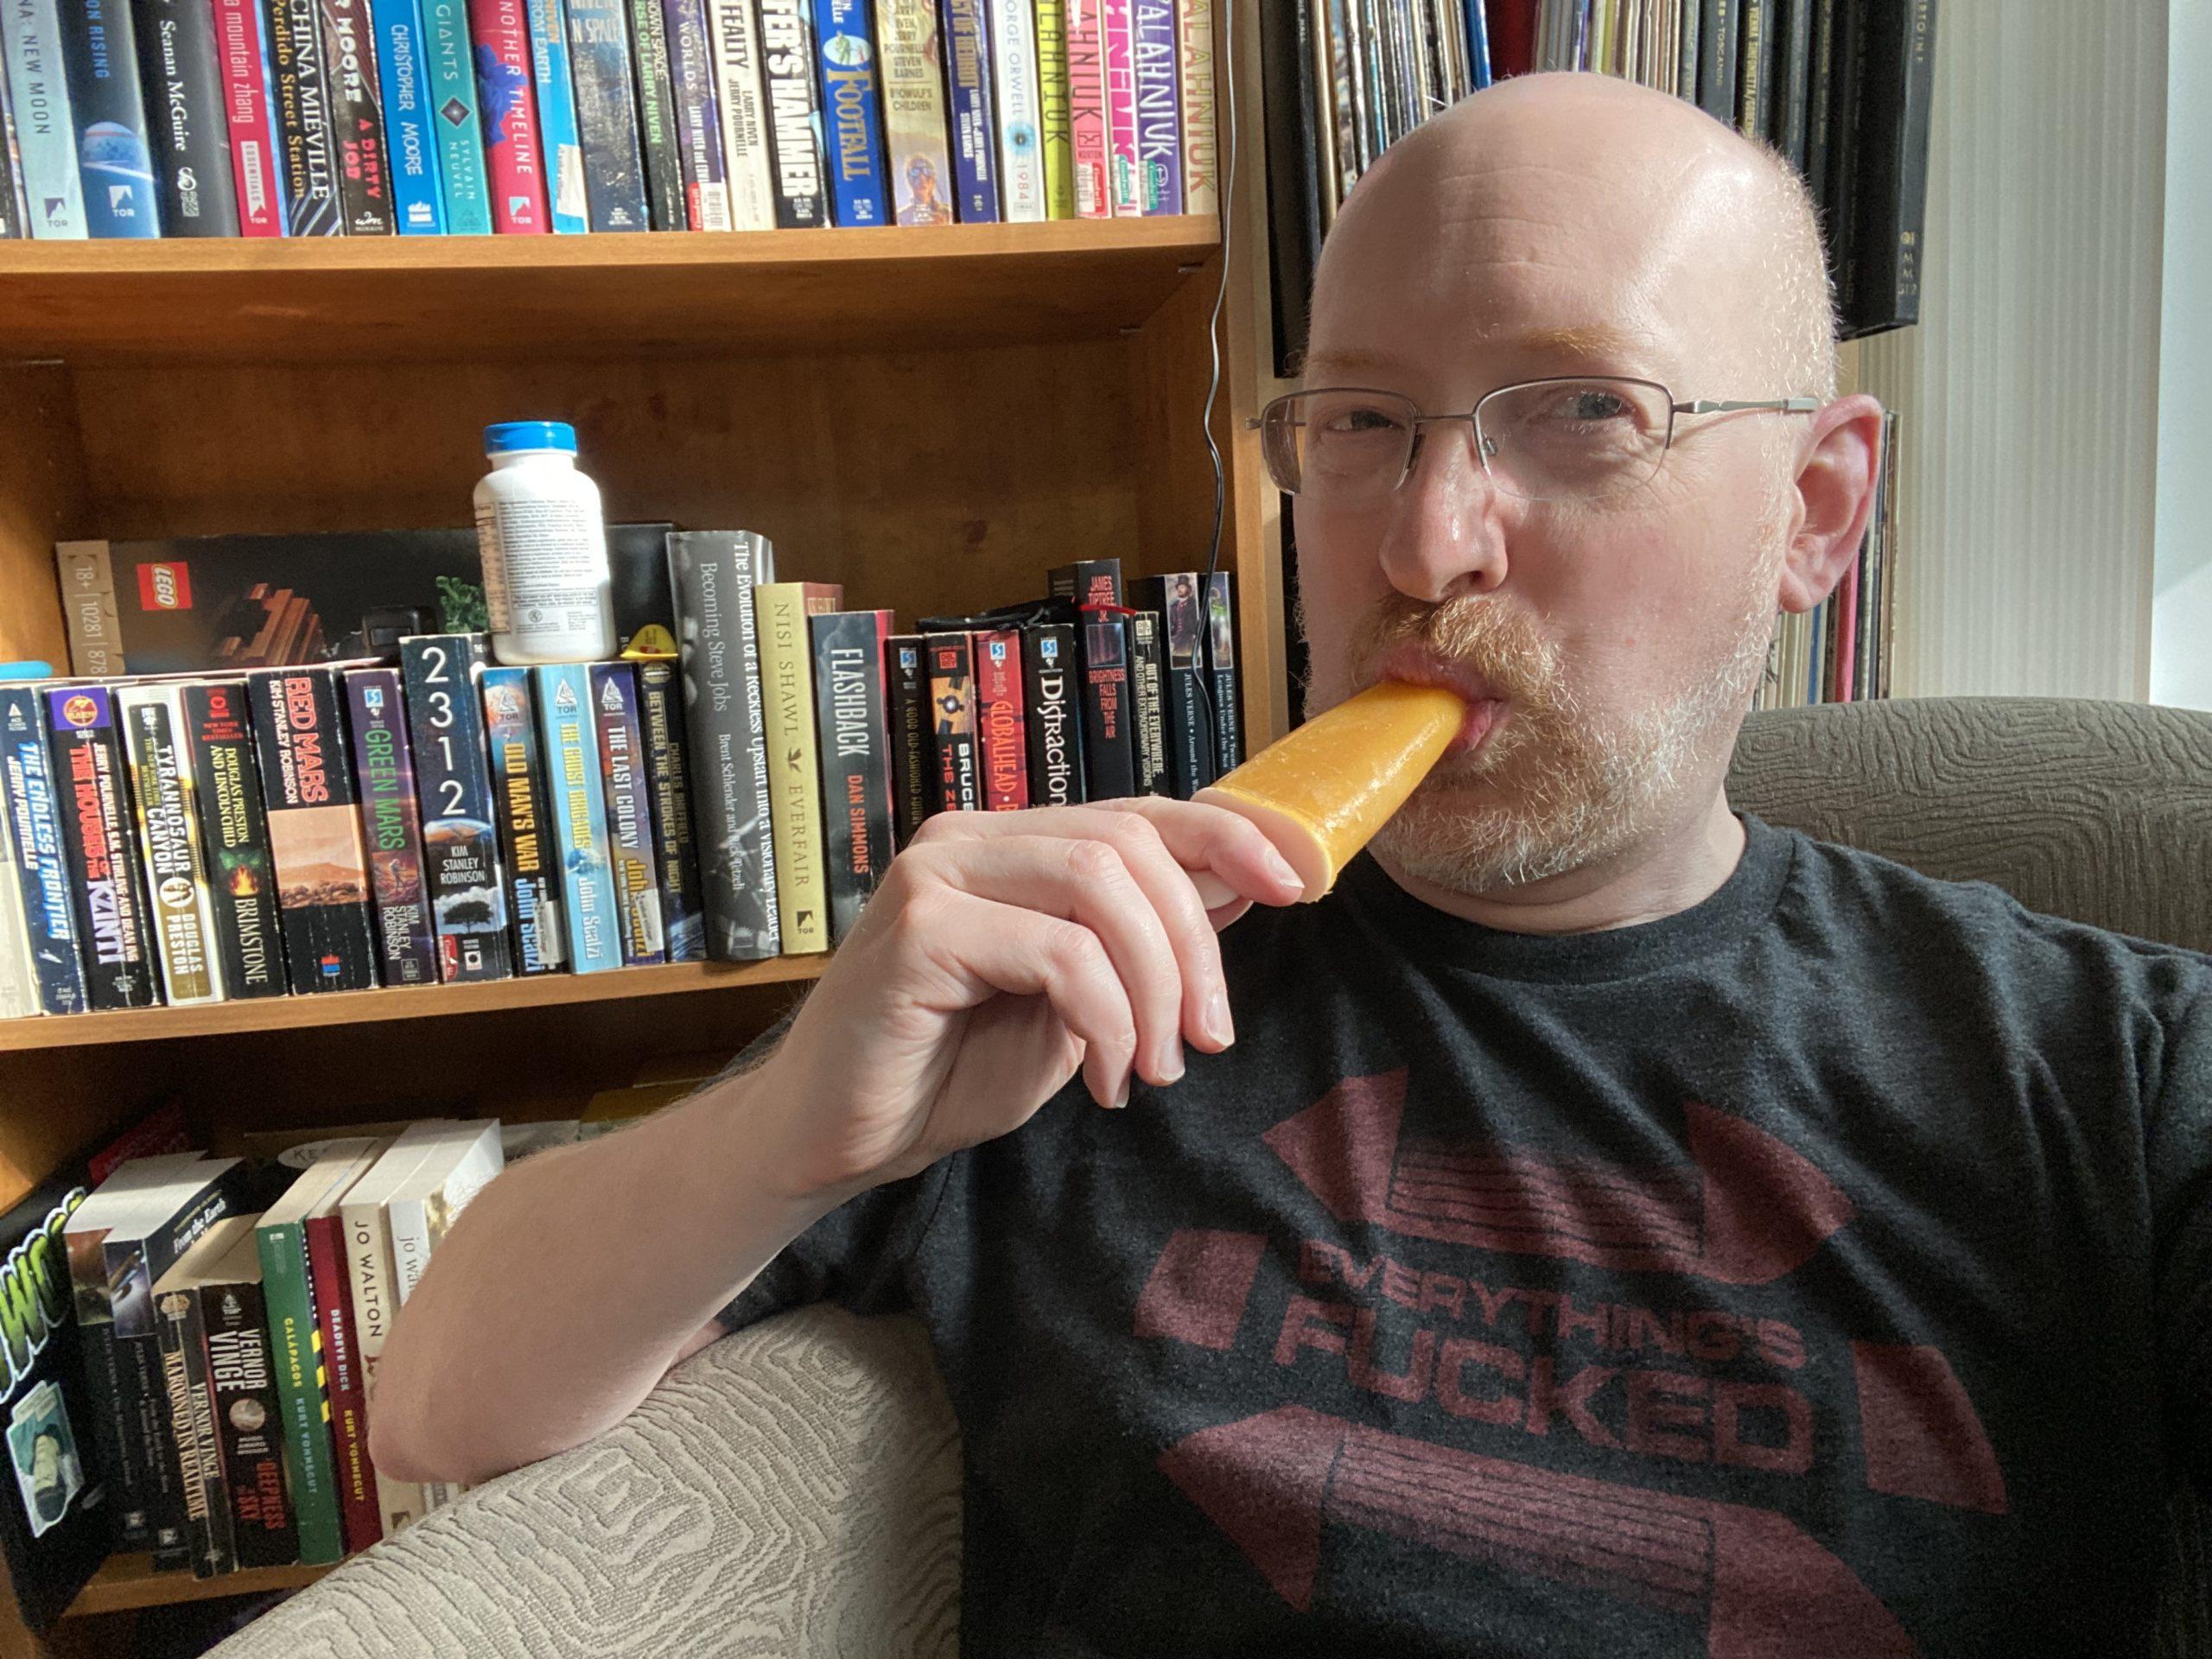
[[705, 0, 779, 228], [384, 1194, 464, 1510], [988, 0, 1046, 220], [342, 1196, 429, 1535], [1175, 0, 1216, 215]]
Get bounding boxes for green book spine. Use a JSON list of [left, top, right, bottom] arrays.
[[255, 1219, 345, 1563], [1035, 0, 1076, 217]]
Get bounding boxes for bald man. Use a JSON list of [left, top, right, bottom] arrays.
[[374, 74, 2209, 1655]]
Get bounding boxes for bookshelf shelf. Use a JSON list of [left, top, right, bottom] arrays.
[[0, 219, 1223, 366], [64, 1554, 334, 1617]]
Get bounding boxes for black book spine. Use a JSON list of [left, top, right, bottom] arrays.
[[1128, 575, 1210, 799], [343, 668, 438, 987], [481, 667, 568, 975], [267, 0, 345, 232], [1203, 570, 1242, 772], [753, 0, 824, 226], [1804, 0, 1835, 219], [206, 1279, 298, 1569], [1775, 0, 1810, 169], [320, 0, 392, 230], [1128, 611, 1166, 797], [180, 682, 288, 1001], [1695, 0, 1735, 126], [246, 667, 379, 994], [885, 633, 933, 847], [1733, 0, 1769, 140], [1851, 0, 1934, 334], [136, 0, 244, 232], [43, 687, 159, 1009], [1822, 0, 1861, 308], [1046, 558, 1134, 802], [54, 0, 165, 234], [627, 0, 685, 226], [1019, 622, 1081, 806], [809, 611, 894, 942], [567, 0, 652, 228], [589, 664, 666, 966], [157, 1282, 235, 1578], [923, 632, 980, 813], [0, 688, 92, 1014], [399, 634, 513, 983], [637, 661, 704, 961]]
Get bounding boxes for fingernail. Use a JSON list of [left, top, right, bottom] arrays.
[[1263, 845, 1302, 891], [1159, 1043, 1185, 1085], [1111, 1073, 1133, 1110], [1205, 988, 1235, 1047]]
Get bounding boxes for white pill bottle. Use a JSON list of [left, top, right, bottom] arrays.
[[474, 421, 616, 664]]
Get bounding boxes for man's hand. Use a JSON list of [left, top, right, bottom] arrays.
[[756, 799, 1306, 1202]]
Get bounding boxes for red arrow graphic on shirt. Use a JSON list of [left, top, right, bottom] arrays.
[[1160, 1406, 1920, 1657], [1262, 1071, 1854, 1287]]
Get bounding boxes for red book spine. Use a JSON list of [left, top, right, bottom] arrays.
[[1489, 0, 1536, 78], [468, 0, 550, 232], [1065, 0, 1109, 216], [213, 0, 286, 235], [1830, 557, 1860, 704], [305, 1211, 382, 1554], [973, 631, 1029, 811]]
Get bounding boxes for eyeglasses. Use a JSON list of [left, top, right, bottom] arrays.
[[1249, 378, 1819, 504]]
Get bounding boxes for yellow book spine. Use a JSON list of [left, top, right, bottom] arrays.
[[1037, 0, 1076, 217], [753, 582, 842, 954]]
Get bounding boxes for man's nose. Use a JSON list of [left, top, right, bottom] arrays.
[[1374, 418, 1511, 605]]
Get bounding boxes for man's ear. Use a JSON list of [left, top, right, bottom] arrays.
[[1776, 393, 1886, 615]]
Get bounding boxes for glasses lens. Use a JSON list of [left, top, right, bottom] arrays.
[[1477, 378, 1671, 502], [1262, 391, 1418, 499]]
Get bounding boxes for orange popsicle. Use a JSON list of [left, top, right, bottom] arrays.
[[1194, 681, 1468, 902]]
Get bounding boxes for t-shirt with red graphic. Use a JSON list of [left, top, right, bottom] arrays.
[[716, 815, 2212, 1657]]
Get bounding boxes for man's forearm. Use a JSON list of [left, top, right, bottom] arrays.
[[367, 1058, 833, 1486]]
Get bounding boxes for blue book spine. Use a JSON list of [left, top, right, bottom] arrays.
[[812, 0, 883, 225], [0, 687, 88, 1013], [532, 664, 621, 975], [481, 667, 567, 976], [1128, 0, 1173, 213], [1465, 0, 1491, 87], [523, 0, 586, 229], [421, 0, 491, 229], [588, 664, 664, 967], [54, 0, 161, 234], [561, 0, 648, 230], [934, 0, 992, 220], [370, 0, 446, 230], [0, 0, 89, 234]]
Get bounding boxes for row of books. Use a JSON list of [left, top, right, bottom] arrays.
[[1261, 0, 1936, 373], [1753, 408, 1899, 709], [0, 0, 1220, 238], [2, 532, 1243, 1016]]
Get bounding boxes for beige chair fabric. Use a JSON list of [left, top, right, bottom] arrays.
[[210, 696, 2211, 1657]]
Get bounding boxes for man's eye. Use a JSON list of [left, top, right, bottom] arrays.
[[1554, 390, 1633, 423], [1325, 405, 1408, 435]]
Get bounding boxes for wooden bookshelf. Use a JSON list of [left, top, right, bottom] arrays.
[[64, 1556, 334, 1618]]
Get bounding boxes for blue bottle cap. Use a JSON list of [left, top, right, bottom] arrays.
[[485, 421, 578, 454]]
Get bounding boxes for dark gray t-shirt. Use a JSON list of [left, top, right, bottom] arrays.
[[720, 817, 2212, 1656]]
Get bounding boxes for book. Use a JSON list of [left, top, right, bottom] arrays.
[[54, 0, 162, 234], [1840, 0, 1933, 337], [923, 632, 979, 813], [872, 0, 950, 221], [883, 633, 931, 845], [667, 530, 779, 961], [0, 804, 31, 1018], [44, 684, 159, 1009], [753, 0, 825, 226], [471, 0, 549, 230], [935, 0, 992, 219], [302, 1147, 381, 1552], [178, 682, 286, 1001], [1696, 0, 1735, 126], [808, 609, 894, 941], [267, 0, 343, 232], [400, 635, 513, 983], [523, 0, 587, 230], [115, 684, 225, 1007], [813, 0, 884, 226], [321, 0, 395, 231], [137, 0, 243, 232], [1173, 0, 1211, 213], [1020, 620, 1080, 805], [0, 688, 89, 1014], [562, 0, 646, 227], [1127, 609, 1166, 796], [1062, 0, 1103, 215], [1128, 573, 1210, 798], [343, 667, 439, 988], [753, 581, 842, 956], [1773, 0, 1810, 168], [696, 0, 771, 226], [371, 0, 443, 231], [0, 64, 23, 238], [983, 0, 1039, 219], [255, 1140, 382, 1567], [1128, 0, 1173, 213], [246, 665, 379, 995], [1203, 569, 1240, 771], [1734, 0, 1770, 141], [0, 0, 89, 237], [1099, 0, 1135, 213], [1046, 560, 1134, 801], [480, 667, 567, 974], [212, 0, 286, 236], [420, 0, 493, 231], [634, 661, 703, 962], [660, 0, 730, 226], [971, 627, 1027, 810], [1031, 0, 1067, 215], [533, 663, 622, 973], [153, 1228, 232, 1580], [627, 0, 684, 226], [337, 1128, 440, 1535], [588, 664, 664, 965]]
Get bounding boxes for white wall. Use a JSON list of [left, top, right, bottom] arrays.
[[2153, 0, 2212, 708]]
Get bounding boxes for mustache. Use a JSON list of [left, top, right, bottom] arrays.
[[1346, 591, 1560, 708]]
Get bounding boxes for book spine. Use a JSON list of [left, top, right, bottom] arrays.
[[44, 686, 160, 1008], [883, 633, 932, 844], [0, 806, 33, 1015], [636, 661, 703, 962], [399, 634, 514, 983], [137, 0, 244, 232], [588, 664, 665, 965], [696, 0, 769, 226], [156, 1281, 234, 1578], [380, 1196, 460, 1510], [319, 0, 392, 228], [0, 0, 89, 235], [1032, 0, 1067, 215], [207, 1278, 297, 1567], [1776, 0, 1809, 167], [1733, 0, 1766, 139], [753, 0, 824, 225], [1203, 569, 1240, 769], [214, 0, 286, 233], [533, 663, 623, 973], [65, 1228, 137, 1546], [1062, 0, 1102, 215], [811, 0, 883, 226], [0, 59, 24, 237], [179, 681, 286, 1000], [808, 610, 894, 941], [754, 582, 840, 955], [1127, 609, 1166, 795], [1128, 0, 1172, 213], [1173, 0, 1208, 212], [340, 1195, 424, 1535], [1804, 0, 1834, 220], [983, 0, 1038, 219], [55, 0, 162, 233], [471, 0, 549, 229], [255, 1219, 344, 1563], [869, 0, 947, 222], [1132, 576, 1208, 796], [1880, 0, 1933, 329], [246, 666, 379, 995], [117, 686, 225, 1005], [1099, 0, 1134, 213], [935, 0, 992, 219], [625, 0, 682, 224], [480, 667, 567, 973], [563, 0, 648, 226], [344, 667, 439, 987], [420, 0, 491, 229], [924, 632, 979, 813], [269, 0, 344, 232], [666, 531, 779, 960], [524, 0, 587, 227], [304, 1211, 379, 1553], [0, 689, 89, 1012], [1696, 0, 1734, 125], [971, 627, 1027, 810], [370, 0, 444, 229], [1019, 621, 1080, 805], [659, 0, 728, 225]]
